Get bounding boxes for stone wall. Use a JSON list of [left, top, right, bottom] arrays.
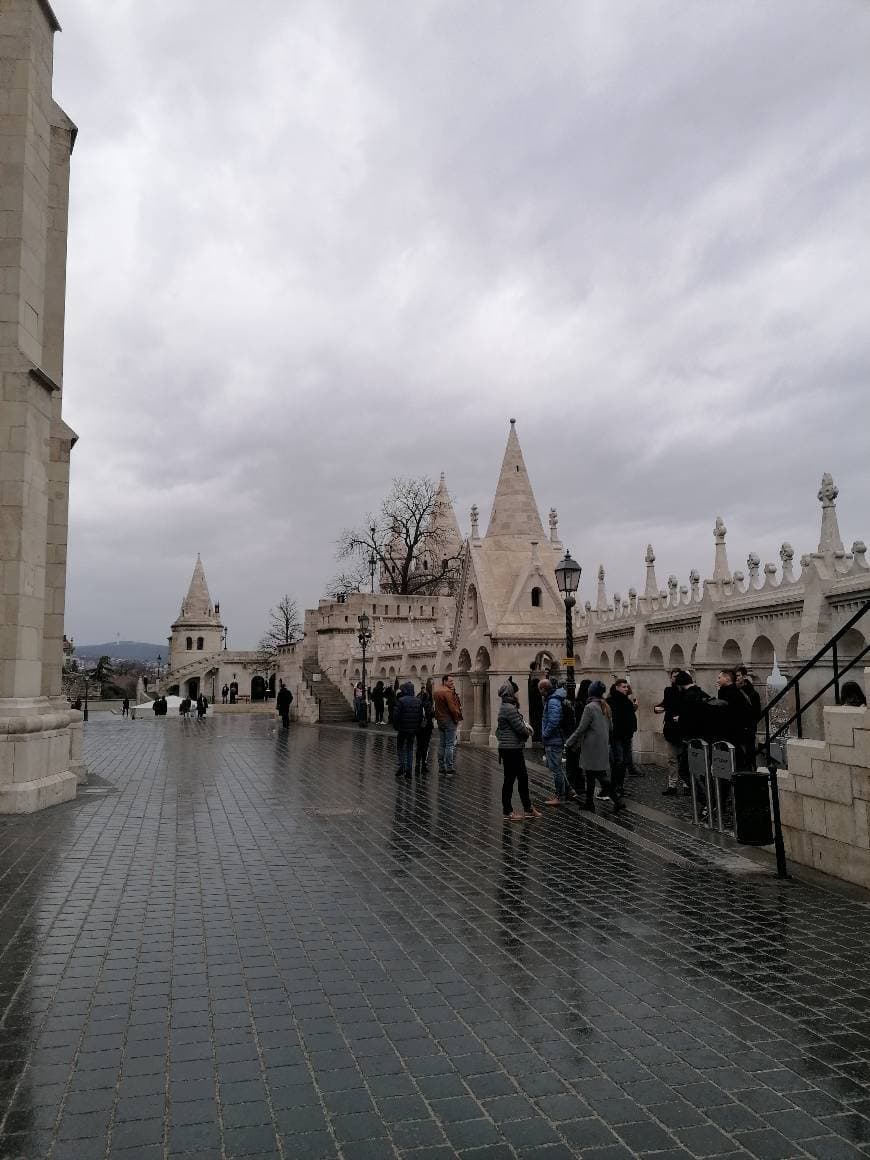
[[777, 673, 870, 889]]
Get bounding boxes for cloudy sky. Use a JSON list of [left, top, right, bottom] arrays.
[[56, 0, 870, 648]]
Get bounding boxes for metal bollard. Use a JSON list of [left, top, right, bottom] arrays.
[[686, 740, 710, 827], [711, 741, 737, 836]]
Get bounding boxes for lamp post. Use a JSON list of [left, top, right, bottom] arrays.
[[82, 662, 90, 723], [358, 611, 372, 727], [156, 653, 162, 682], [555, 550, 582, 694]]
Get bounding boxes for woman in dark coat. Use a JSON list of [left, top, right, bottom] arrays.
[[566, 680, 616, 812], [371, 680, 386, 724]]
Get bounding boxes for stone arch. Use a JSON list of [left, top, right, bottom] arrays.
[[444, 662, 453, 673], [690, 643, 698, 668], [410, 665, 418, 676], [531, 586, 542, 607], [458, 649, 472, 672], [475, 646, 491, 672], [649, 645, 663, 667], [669, 644, 685, 669], [722, 638, 742, 665], [420, 664, 428, 675], [613, 649, 625, 671], [467, 584, 479, 628], [251, 675, 267, 701], [533, 650, 554, 672], [786, 633, 800, 663], [599, 650, 610, 670], [186, 636, 193, 650], [750, 635, 774, 667], [353, 667, 360, 678], [388, 665, 396, 676], [839, 627, 866, 658], [379, 666, 387, 676], [196, 637, 204, 650]]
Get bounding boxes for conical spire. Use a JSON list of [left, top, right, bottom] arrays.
[[431, 472, 463, 554], [485, 419, 546, 542], [179, 554, 214, 621]]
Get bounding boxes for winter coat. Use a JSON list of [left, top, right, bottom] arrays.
[[392, 681, 424, 734], [496, 699, 531, 749], [276, 686, 293, 711], [566, 699, 612, 771], [541, 687, 567, 745], [677, 685, 712, 742], [417, 692, 435, 737], [371, 683, 385, 707], [433, 684, 463, 726], [607, 687, 637, 738], [712, 684, 753, 745], [740, 681, 761, 721], [656, 685, 682, 744]]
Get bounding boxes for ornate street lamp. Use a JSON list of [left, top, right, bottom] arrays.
[[555, 550, 582, 694], [369, 525, 378, 594], [156, 653, 162, 681], [82, 662, 90, 723], [358, 611, 372, 727]]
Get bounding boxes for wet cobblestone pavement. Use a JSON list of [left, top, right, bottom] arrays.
[[1, 717, 869, 1160]]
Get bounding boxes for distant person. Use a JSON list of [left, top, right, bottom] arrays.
[[229, 679, 238, 705], [221, 683, 229, 704], [71, 697, 82, 712], [415, 679, 435, 775], [276, 680, 293, 727], [371, 680, 386, 725], [841, 681, 867, 707], [384, 682, 397, 721], [432, 674, 462, 776], [179, 696, 191, 718], [353, 682, 366, 724], [152, 697, 160, 716], [121, 696, 130, 718], [539, 678, 572, 806], [392, 681, 423, 779], [496, 680, 540, 821], [566, 680, 616, 812], [196, 693, 208, 719]]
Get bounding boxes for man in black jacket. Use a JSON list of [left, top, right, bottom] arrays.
[[735, 666, 761, 767], [276, 680, 293, 727], [607, 679, 639, 798], [392, 681, 424, 779], [656, 668, 689, 795]]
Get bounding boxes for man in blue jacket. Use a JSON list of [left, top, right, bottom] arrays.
[[539, 679, 572, 806], [392, 681, 424, 779]]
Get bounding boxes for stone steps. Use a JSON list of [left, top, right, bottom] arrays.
[[302, 661, 353, 724]]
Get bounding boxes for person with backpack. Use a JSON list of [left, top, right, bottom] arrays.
[[415, 679, 435, 774], [392, 681, 424, 779], [566, 680, 615, 812], [276, 680, 293, 727], [539, 679, 573, 806]]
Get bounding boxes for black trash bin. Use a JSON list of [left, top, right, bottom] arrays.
[[732, 771, 773, 845]]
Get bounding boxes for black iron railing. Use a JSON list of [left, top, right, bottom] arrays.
[[757, 596, 870, 878]]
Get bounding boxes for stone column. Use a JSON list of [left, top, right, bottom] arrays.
[[469, 675, 491, 746]]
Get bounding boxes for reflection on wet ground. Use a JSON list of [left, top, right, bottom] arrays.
[[0, 715, 868, 1158]]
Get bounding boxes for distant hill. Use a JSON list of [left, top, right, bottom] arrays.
[[75, 641, 165, 663]]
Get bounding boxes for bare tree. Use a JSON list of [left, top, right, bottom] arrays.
[[337, 476, 463, 596], [257, 595, 302, 667], [325, 567, 368, 600]]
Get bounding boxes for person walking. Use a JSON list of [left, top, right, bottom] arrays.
[[655, 669, 689, 795], [415, 679, 435, 774], [121, 696, 130, 718], [392, 681, 424, 779], [384, 681, 397, 723], [539, 679, 572, 806], [196, 693, 208, 719], [276, 680, 293, 727], [607, 678, 639, 801], [179, 696, 191, 718], [433, 674, 463, 776], [566, 680, 615, 811], [371, 680, 386, 725], [496, 682, 540, 821]]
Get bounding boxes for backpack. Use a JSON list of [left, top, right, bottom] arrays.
[[560, 698, 576, 738]]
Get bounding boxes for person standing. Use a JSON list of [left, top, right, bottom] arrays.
[[121, 696, 130, 718], [415, 679, 435, 774], [566, 680, 615, 811], [714, 669, 753, 768], [371, 680, 386, 725], [655, 669, 689, 795], [607, 679, 639, 799], [384, 681, 397, 723], [433, 674, 463, 776], [196, 693, 208, 719], [221, 683, 229, 704], [735, 665, 761, 767], [539, 679, 571, 806], [276, 680, 293, 727], [392, 681, 423, 779], [179, 696, 190, 718], [496, 682, 540, 821], [352, 682, 366, 725]]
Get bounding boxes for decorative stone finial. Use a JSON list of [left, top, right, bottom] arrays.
[[800, 552, 812, 569], [780, 542, 795, 583], [470, 504, 480, 538], [852, 540, 867, 569], [689, 568, 700, 599], [548, 507, 558, 542], [764, 562, 777, 583], [713, 516, 731, 581], [584, 600, 592, 613], [817, 472, 845, 555], [644, 544, 659, 598], [747, 552, 761, 588], [596, 565, 607, 612], [732, 569, 745, 587]]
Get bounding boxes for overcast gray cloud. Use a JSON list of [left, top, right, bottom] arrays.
[[56, 0, 870, 647]]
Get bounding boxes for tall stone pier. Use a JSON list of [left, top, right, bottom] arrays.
[[0, 0, 83, 811]]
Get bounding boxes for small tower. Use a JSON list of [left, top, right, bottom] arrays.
[[168, 556, 225, 671]]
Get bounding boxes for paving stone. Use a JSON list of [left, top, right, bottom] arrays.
[[0, 718, 867, 1159]]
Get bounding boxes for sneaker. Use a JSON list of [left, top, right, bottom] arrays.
[[661, 787, 678, 796], [598, 794, 611, 803]]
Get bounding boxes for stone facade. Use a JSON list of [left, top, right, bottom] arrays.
[[0, 0, 83, 812], [278, 420, 868, 756]]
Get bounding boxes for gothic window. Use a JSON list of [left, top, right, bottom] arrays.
[[196, 637, 204, 650], [531, 587, 542, 607], [186, 637, 193, 650], [467, 585, 479, 628]]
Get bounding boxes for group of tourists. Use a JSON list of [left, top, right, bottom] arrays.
[[178, 693, 209, 719], [220, 681, 240, 704], [385, 674, 464, 778]]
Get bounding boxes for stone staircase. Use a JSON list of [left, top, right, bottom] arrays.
[[302, 660, 353, 724]]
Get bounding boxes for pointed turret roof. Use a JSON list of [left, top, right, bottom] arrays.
[[485, 420, 546, 543], [432, 472, 463, 551], [178, 555, 215, 622]]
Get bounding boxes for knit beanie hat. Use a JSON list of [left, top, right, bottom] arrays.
[[588, 680, 607, 698]]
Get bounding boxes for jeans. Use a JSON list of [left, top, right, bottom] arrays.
[[500, 749, 531, 814], [438, 724, 457, 771], [666, 739, 686, 788], [396, 732, 415, 776], [544, 744, 569, 799]]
